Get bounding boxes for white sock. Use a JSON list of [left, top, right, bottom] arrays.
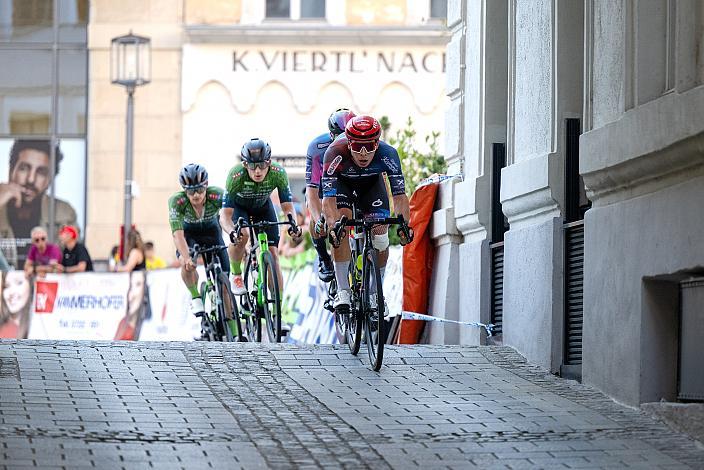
[[334, 261, 350, 291]]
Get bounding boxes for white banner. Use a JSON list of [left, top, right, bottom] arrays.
[[138, 267, 202, 341], [28, 272, 130, 340]]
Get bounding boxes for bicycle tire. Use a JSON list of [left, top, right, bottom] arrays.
[[363, 248, 385, 371], [345, 257, 362, 354], [216, 272, 242, 342], [261, 251, 282, 343]]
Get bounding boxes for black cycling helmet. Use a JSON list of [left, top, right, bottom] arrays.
[[241, 138, 272, 163], [328, 108, 356, 136], [179, 163, 208, 189]]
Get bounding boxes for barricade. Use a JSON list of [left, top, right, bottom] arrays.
[[0, 247, 404, 343]]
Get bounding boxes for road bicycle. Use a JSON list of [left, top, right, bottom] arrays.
[[233, 216, 298, 343], [330, 213, 411, 370], [191, 244, 244, 342]]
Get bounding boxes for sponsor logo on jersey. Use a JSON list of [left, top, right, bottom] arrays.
[[323, 181, 333, 191], [244, 181, 254, 185], [372, 199, 383, 207], [327, 155, 343, 175], [382, 157, 399, 173], [317, 142, 330, 149]]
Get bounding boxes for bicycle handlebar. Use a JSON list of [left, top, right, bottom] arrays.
[[189, 243, 227, 258], [231, 216, 299, 244], [329, 214, 411, 248]]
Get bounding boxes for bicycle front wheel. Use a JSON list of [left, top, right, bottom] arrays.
[[363, 249, 385, 371], [261, 251, 282, 343], [217, 272, 242, 342]]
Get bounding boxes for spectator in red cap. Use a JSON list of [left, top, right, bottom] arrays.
[[58, 225, 93, 272]]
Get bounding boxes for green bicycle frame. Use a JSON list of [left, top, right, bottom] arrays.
[[256, 231, 268, 307]]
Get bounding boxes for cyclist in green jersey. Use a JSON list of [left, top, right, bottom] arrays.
[[219, 138, 302, 295], [169, 164, 228, 316]]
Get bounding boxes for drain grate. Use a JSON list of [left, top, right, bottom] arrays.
[[0, 354, 20, 379]]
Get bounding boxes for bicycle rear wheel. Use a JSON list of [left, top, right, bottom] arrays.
[[199, 282, 217, 341], [261, 251, 282, 343], [329, 278, 347, 344], [217, 272, 242, 341], [363, 249, 385, 371]]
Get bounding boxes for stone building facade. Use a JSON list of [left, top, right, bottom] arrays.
[[433, 0, 704, 407]]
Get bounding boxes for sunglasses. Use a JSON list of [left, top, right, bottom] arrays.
[[33, 236, 46, 243], [244, 161, 270, 171], [185, 187, 206, 196], [349, 140, 378, 153]]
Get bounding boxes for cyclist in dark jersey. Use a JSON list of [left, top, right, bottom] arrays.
[[169, 163, 227, 316], [305, 108, 355, 282], [322, 115, 413, 316], [220, 138, 302, 295]]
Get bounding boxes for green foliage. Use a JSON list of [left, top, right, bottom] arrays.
[[386, 116, 446, 197], [382, 116, 446, 245]]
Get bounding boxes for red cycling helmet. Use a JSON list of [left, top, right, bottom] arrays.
[[345, 115, 381, 142]]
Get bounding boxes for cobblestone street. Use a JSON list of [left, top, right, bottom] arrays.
[[0, 341, 702, 469]]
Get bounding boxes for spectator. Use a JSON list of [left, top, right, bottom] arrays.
[[278, 204, 310, 258], [58, 225, 93, 272], [24, 226, 61, 277], [108, 245, 119, 271], [144, 241, 167, 270], [0, 270, 32, 338], [115, 229, 146, 272]]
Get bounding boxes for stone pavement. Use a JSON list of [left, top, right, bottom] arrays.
[[0, 341, 702, 469]]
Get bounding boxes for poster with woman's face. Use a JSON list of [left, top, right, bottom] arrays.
[[114, 270, 149, 341], [0, 270, 33, 338]]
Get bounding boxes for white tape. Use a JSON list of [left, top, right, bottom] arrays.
[[416, 173, 464, 189], [401, 311, 495, 337]]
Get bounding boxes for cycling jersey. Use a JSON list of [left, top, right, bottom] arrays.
[[321, 138, 405, 198], [223, 163, 292, 209], [168, 186, 225, 233], [305, 132, 333, 189]]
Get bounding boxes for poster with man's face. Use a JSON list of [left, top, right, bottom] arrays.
[[0, 139, 85, 269]]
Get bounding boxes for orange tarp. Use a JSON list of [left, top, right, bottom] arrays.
[[398, 181, 439, 344]]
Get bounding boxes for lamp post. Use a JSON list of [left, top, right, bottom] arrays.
[[110, 31, 151, 258]]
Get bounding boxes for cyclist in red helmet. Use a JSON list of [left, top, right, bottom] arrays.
[[305, 108, 355, 282], [321, 115, 413, 317]]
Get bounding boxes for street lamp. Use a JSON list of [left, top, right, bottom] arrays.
[[110, 31, 151, 259]]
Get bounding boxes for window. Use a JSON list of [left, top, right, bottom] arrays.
[[301, 0, 325, 18], [266, 0, 290, 18], [430, 0, 447, 20], [265, 0, 325, 20]]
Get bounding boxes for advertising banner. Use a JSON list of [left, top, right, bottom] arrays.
[[138, 267, 202, 341], [11, 246, 403, 343], [27, 272, 129, 340], [0, 138, 86, 269]]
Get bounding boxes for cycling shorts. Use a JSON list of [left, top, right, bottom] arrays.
[[178, 224, 229, 275], [333, 175, 390, 218], [231, 199, 280, 247]]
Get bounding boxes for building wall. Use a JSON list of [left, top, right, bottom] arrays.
[[87, 0, 183, 261], [581, 0, 704, 406], [435, 0, 704, 406]]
